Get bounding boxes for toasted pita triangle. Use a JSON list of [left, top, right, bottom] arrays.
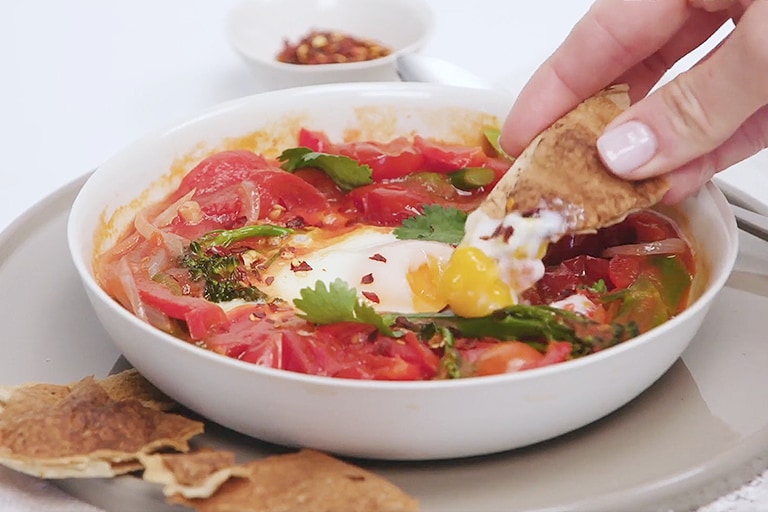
[[168, 448, 420, 512], [0, 370, 203, 478], [140, 449, 250, 499], [481, 84, 668, 233]]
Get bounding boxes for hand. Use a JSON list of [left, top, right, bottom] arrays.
[[499, 0, 768, 203]]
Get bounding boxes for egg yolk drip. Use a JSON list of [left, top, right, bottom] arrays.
[[407, 208, 568, 318]]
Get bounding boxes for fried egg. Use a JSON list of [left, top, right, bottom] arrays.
[[260, 226, 454, 314]]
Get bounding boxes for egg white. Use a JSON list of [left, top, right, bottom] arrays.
[[256, 226, 454, 314], [462, 208, 568, 301]]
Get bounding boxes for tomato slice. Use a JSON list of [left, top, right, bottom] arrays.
[[413, 135, 489, 173], [347, 183, 435, 226], [337, 138, 425, 181], [298, 128, 332, 152], [292, 168, 346, 205], [525, 255, 611, 304], [531, 341, 572, 367], [246, 169, 331, 225], [473, 342, 545, 376], [627, 210, 678, 242], [134, 276, 228, 340], [608, 255, 644, 289], [174, 150, 269, 199]]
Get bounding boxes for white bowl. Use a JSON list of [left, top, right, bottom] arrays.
[[226, 0, 435, 90], [68, 83, 738, 460]]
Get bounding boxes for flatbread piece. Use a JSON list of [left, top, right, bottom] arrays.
[[0, 370, 203, 478], [140, 449, 250, 499], [481, 84, 669, 233], [168, 448, 420, 512]]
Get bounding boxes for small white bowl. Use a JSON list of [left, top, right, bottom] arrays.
[[68, 83, 738, 460], [225, 0, 435, 90]]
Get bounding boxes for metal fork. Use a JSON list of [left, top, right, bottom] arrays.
[[718, 187, 768, 243]]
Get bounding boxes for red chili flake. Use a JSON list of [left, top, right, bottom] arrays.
[[486, 224, 515, 242], [276, 30, 391, 65], [248, 310, 266, 321], [522, 208, 541, 218], [369, 253, 387, 263], [285, 216, 306, 229], [362, 291, 380, 304], [290, 260, 313, 272], [360, 273, 374, 285], [264, 276, 275, 286]]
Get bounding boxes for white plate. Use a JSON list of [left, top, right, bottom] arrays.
[[3, 174, 768, 511]]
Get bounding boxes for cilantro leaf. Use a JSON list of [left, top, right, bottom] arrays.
[[586, 279, 608, 294], [293, 279, 394, 336], [278, 147, 373, 191], [393, 205, 467, 245]]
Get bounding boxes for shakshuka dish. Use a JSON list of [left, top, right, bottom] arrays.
[[94, 126, 696, 381]]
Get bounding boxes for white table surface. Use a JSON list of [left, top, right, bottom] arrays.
[[1, 1, 767, 510]]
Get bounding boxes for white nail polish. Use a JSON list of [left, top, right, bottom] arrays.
[[597, 121, 658, 176]]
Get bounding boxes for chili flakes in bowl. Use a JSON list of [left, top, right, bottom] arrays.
[[277, 30, 391, 65]]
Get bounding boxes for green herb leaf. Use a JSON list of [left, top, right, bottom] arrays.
[[393, 205, 467, 245], [278, 147, 373, 191], [586, 279, 608, 294], [293, 279, 394, 336]]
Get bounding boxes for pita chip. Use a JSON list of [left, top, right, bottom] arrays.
[[0, 370, 203, 478], [169, 448, 420, 512], [140, 449, 250, 499], [481, 84, 669, 233], [98, 368, 177, 411]]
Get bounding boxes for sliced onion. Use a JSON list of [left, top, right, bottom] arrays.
[[160, 232, 188, 259], [94, 232, 141, 278], [117, 256, 147, 321], [602, 237, 687, 257], [134, 210, 162, 241], [134, 211, 188, 258], [146, 248, 169, 278], [238, 180, 261, 223], [153, 189, 196, 227], [144, 303, 175, 333]]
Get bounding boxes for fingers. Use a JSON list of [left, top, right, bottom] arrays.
[[689, 0, 737, 12], [613, 8, 729, 99], [597, 0, 768, 184], [499, 0, 690, 157], [662, 104, 768, 203]]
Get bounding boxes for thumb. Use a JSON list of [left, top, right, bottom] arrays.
[[596, 1, 768, 182]]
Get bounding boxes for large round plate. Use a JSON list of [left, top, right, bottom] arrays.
[[2, 175, 768, 512]]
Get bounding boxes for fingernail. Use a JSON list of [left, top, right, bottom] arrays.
[[597, 120, 658, 176]]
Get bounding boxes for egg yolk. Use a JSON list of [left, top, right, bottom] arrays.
[[407, 256, 448, 313], [439, 246, 515, 317]]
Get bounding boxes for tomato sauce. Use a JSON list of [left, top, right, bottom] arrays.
[[95, 130, 696, 381]]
